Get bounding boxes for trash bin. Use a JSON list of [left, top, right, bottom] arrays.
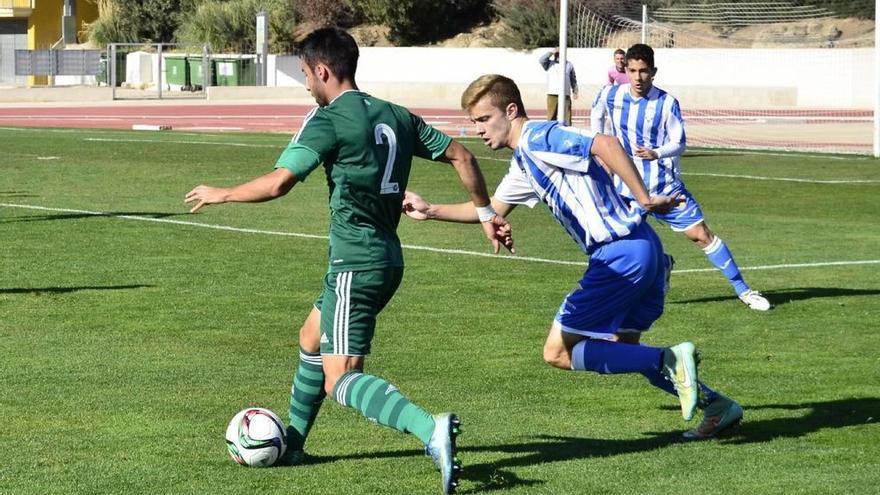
[[164, 55, 189, 88], [98, 51, 127, 86], [188, 56, 213, 89], [214, 57, 256, 86]]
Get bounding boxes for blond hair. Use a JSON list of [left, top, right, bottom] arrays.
[[460, 74, 527, 118]]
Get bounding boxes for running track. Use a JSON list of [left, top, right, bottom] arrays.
[[0, 104, 481, 134], [0, 104, 871, 153]]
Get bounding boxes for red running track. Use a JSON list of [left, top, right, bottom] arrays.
[[0, 104, 483, 134]]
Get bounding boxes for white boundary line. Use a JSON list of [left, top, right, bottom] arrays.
[[684, 172, 880, 184], [3, 202, 879, 274], [83, 137, 280, 148], [472, 155, 879, 184], [65, 134, 880, 185]]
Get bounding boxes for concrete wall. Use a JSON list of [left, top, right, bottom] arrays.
[[270, 47, 873, 110]]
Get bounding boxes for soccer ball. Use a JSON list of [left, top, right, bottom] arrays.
[[225, 407, 287, 467]]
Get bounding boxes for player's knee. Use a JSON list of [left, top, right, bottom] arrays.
[[687, 225, 713, 248], [299, 330, 320, 354], [543, 343, 571, 369], [322, 372, 342, 398]]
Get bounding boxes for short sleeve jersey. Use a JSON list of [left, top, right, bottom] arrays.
[[494, 120, 643, 255], [275, 90, 451, 273]]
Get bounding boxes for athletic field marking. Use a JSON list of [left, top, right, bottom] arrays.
[[71, 134, 876, 170], [472, 155, 878, 184], [84, 137, 280, 148], [4, 203, 879, 274], [15, 129, 880, 184], [674, 260, 880, 274], [684, 172, 879, 184]]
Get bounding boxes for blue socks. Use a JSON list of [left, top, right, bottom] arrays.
[[571, 338, 720, 406], [571, 339, 662, 374], [704, 236, 749, 295]]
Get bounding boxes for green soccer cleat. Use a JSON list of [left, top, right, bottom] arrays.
[[277, 448, 305, 466], [683, 396, 743, 440], [425, 413, 462, 494], [662, 342, 699, 421]]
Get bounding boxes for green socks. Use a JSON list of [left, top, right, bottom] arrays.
[[287, 348, 326, 451], [332, 371, 435, 444]]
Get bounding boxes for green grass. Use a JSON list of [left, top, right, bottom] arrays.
[[2, 127, 879, 494]]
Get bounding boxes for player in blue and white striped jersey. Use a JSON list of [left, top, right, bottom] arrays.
[[404, 75, 743, 440], [591, 44, 771, 311]]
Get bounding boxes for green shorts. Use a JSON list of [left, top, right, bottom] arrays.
[[315, 267, 404, 356]]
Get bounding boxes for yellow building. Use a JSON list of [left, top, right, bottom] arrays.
[[1, 0, 99, 85]]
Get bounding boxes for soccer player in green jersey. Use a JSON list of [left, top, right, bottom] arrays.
[[185, 27, 512, 494]]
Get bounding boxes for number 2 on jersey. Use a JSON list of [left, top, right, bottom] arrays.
[[374, 123, 399, 194]]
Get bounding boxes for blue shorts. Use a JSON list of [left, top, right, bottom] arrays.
[[555, 221, 666, 338], [649, 186, 705, 232]]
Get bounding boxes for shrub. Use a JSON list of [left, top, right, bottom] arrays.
[[294, 0, 361, 27], [348, 0, 490, 45], [176, 0, 296, 53], [83, 0, 140, 47]]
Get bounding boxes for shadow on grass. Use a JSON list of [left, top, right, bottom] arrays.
[[1, 211, 186, 223], [0, 191, 37, 198], [0, 284, 153, 295], [294, 397, 878, 491], [723, 397, 879, 445], [670, 287, 880, 307]]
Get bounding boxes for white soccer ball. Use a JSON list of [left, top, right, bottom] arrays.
[[225, 407, 287, 467]]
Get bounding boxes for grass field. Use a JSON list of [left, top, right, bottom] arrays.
[[2, 126, 879, 494]]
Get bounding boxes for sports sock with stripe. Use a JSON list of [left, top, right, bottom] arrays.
[[287, 348, 326, 452], [332, 371, 435, 444], [703, 236, 749, 295]]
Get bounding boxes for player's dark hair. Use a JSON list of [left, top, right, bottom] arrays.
[[297, 27, 359, 82], [625, 43, 654, 68], [614, 48, 625, 56]]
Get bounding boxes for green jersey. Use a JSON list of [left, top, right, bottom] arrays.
[[275, 90, 452, 273]]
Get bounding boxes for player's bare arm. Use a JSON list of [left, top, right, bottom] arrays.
[[403, 191, 515, 253], [437, 140, 515, 253], [185, 168, 298, 213], [591, 135, 680, 213]]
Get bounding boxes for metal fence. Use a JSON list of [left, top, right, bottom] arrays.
[[15, 49, 101, 76]]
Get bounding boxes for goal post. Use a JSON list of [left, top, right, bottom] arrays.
[[566, 0, 877, 156]]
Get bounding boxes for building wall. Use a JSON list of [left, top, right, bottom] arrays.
[[0, 19, 28, 86], [27, 0, 98, 85]]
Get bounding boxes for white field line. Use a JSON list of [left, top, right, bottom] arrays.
[[472, 155, 878, 184], [1, 128, 870, 161], [84, 137, 280, 148], [74, 134, 876, 169], [3, 203, 879, 274], [684, 172, 879, 184]]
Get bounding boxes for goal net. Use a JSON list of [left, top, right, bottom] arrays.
[[571, 1, 875, 155]]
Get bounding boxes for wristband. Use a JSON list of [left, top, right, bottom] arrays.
[[476, 205, 496, 222]]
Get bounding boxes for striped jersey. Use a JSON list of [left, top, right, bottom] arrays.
[[590, 83, 686, 199], [494, 120, 643, 255]]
